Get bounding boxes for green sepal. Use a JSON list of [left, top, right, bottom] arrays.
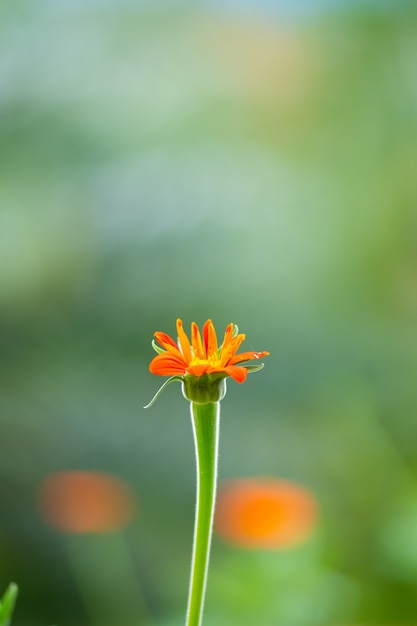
[[245, 363, 265, 374], [182, 374, 227, 404], [144, 376, 183, 408], [151, 339, 166, 354], [0, 583, 18, 626]]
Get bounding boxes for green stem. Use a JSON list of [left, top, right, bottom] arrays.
[[185, 401, 220, 626]]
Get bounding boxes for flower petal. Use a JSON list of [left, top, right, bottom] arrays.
[[203, 319, 218, 358], [154, 332, 183, 356], [220, 323, 234, 353], [176, 319, 192, 363], [187, 363, 210, 377], [224, 365, 248, 383], [219, 333, 246, 366], [191, 322, 205, 359], [149, 354, 187, 376], [229, 350, 270, 365]]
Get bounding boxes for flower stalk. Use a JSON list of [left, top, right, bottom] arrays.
[[186, 401, 220, 626], [146, 319, 269, 626]]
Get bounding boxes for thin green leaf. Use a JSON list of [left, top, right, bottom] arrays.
[[151, 339, 166, 354], [245, 363, 265, 374], [144, 376, 183, 408], [0, 583, 18, 626]]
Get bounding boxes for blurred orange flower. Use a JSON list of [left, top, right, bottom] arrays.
[[149, 319, 269, 383], [214, 478, 318, 549], [38, 471, 136, 534]]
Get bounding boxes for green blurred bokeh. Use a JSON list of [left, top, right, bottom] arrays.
[[1, 0, 417, 624]]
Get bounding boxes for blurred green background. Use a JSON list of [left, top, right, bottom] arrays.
[[1, 0, 417, 624]]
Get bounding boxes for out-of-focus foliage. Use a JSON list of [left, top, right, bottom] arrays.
[[0, 584, 18, 626], [1, 0, 417, 624]]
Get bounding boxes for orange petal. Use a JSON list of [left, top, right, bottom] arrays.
[[220, 334, 246, 365], [154, 332, 183, 356], [203, 319, 218, 358], [229, 350, 269, 365], [224, 365, 248, 383], [187, 363, 210, 377], [176, 319, 192, 363], [149, 354, 187, 376], [219, 332, 243, 366], [221, 323, 235, 351], [191, 322, 205, 359]]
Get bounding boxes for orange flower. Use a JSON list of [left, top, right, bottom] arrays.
[[214, 478, 318, 549], [149, 319, 269, 384], [38, 471, 136, 534]]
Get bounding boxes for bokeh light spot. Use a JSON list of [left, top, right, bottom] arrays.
[[38, 471, 136, 534], [214, 478, 318, 549]]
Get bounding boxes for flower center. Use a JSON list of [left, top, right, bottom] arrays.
[[189, 354, 220, 368]]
